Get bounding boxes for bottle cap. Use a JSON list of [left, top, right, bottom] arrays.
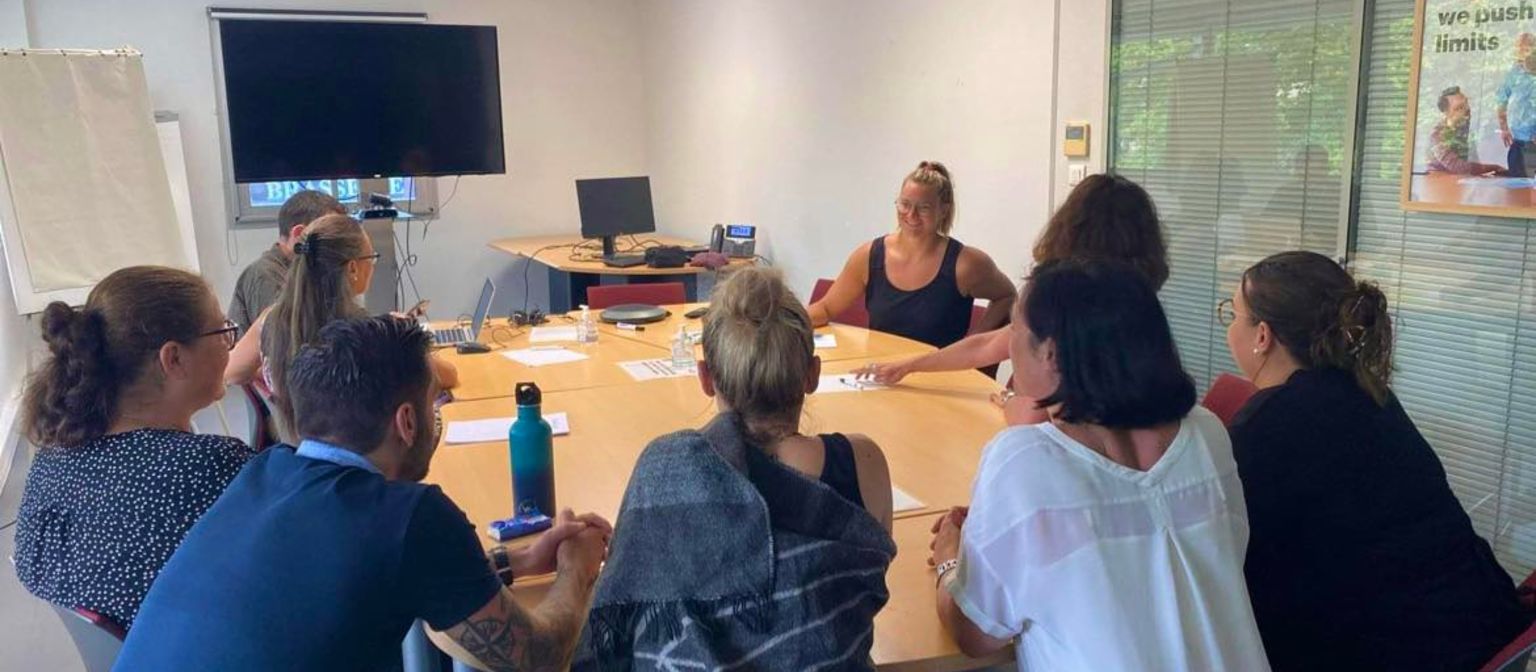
[[515, 381, 542, 406]]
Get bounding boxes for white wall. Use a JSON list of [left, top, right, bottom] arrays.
[[638, 0, 1111, 300], [22, 0, 648, 320]]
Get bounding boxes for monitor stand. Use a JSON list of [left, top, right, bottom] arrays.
[[600, 234, 618, 259]]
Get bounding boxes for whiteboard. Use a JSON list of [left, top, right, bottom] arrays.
[[0, 49, 198, 314]]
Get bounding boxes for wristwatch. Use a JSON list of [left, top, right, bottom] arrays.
[[996, 388, 1018, 404], [490, 545, 515, 586]]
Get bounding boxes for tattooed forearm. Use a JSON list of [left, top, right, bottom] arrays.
[[446, 591, 564, 672]]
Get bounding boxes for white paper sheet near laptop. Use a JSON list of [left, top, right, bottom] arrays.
[[813, 333, 837, 349], [816, 375, 889, 394], [502, 348, 589, 367], [444, 413, 570, 445]]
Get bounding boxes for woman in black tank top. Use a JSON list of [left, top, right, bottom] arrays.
[[808, 161, 1015, 349], [691, 267, 895, 531]]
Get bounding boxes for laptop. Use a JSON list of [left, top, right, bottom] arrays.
[[428, 279, 494, 347]]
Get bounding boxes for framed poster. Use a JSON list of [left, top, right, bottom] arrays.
[[1402, 0, 1536, 217]]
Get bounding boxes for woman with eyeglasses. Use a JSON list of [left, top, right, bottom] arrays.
[[1221, 251, 1530, 671], [14, 266, 255, 630], [806, 161, 1016, 349], [225, 214, 458, 443]]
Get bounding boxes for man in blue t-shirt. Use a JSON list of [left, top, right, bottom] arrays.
[[1497, 52, 1536, 176], [116, 317, 611, 671]]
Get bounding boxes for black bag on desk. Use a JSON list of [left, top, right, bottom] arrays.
[[644, 246, 690, 268]]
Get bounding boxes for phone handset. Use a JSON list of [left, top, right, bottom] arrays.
[[709, 223, 725, 253]]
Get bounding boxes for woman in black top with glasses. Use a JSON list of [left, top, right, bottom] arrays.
[[807, 161, 1016, 348], [1221, 251, 1530, 671], [14, 266, 253, 630]]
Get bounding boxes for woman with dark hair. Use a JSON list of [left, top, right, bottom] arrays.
[[14, 266, 253, 629], [1223, 250, 1529, 671], [225, 213, 457, 442], [930, 259, 1268, 670], [808, 161, 1017, 348], [857, 173, 1167, 424]]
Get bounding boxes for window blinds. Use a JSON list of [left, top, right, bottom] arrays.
[[1110, 0, 1355, 391], [1353, 0, 1536, 576]]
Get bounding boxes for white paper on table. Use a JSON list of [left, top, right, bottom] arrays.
[[813, 333, 838, 349], [815, 375, 889, 394], [529, 326, 580, 343], [444, 412, 570, 444], [891, 485, 924, 513], [502, 348, 590, 367], [618, 358, 696, 381]]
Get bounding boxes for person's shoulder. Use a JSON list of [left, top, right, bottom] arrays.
[[974, 424, 1061, 483]]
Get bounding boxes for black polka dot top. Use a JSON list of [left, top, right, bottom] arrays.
[[12, 429, 254, 630]]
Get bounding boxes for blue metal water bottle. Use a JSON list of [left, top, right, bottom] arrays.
[[509, 382, 555, 517]]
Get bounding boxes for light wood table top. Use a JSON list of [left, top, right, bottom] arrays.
[[488, 234, 753, 276], [874, 511, 1015, 671], [428, 359, 1002, 526], [1410, 172, 1536, 210], [595, 303, 938, 364], [435, 320, 672, 402]]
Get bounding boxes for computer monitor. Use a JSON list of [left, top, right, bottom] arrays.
[[576, 176, 657, 258]]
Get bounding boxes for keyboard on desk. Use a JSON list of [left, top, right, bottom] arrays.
[[602, 254, 647, 268], [432, 326, 471, 346]]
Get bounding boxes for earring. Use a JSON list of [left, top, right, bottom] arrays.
[[1252, 348, 1261, 355]]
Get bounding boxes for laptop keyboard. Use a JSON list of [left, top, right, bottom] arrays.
[[433, 326, 469, 345]]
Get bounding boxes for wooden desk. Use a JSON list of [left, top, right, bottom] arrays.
[[429, 361, 1002, 525], [593, 303, 938, 364], [488, 234, 752, 312], [437, 323, 671, 402], [874, 512, 1015, 671]]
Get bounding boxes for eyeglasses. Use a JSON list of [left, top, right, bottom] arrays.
[[1216, 298, 1249, 327], [354, 253, 382, 265], [200, 319, 240, 350], [894, 199, 941, 216]]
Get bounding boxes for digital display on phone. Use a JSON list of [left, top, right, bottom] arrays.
[[726, 224, 755, 239]]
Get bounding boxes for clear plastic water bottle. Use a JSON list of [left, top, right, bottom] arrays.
[[671, 326, 694, 371], [508, 382, 555, 517], [577, 304, 598, 344]]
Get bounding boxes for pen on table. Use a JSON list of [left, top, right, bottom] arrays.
[[617, 322, 645, 331]]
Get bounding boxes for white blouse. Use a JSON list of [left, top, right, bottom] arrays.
[[947, 406, 1270, 671]]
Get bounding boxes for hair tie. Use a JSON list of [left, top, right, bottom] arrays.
[[294, 235, 324, 261]]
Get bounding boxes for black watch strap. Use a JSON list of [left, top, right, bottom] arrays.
[[490, 546, 515, 585]]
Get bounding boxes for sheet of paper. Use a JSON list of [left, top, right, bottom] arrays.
[[813, 333, 838, 349], [891, 485, 924, 513], [529, 326, 579, 343], [502, 348, 589, 367], [816, 375, 889, 394], [618, 358, 696, 381], [444, 412, 570, 445]]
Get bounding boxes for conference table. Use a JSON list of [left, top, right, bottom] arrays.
[[489, 234, 754, 312], [1409, 172, 1536, 210], [426, 306, 1014, 670]]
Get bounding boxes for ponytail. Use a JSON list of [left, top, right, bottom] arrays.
[[262, 214, 368, 432], [21, 266, 210, 447], [1242, 251, 1395, 405]]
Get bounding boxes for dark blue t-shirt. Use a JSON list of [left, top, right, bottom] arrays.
[[114, 446, 501, 671]]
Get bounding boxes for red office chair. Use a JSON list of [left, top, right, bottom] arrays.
[[967, 303, 987, 335], [50, 604, 123, 671], [1200, 373, 1259, 427], [1479, 568, 1536, 671], [809, 278, 870, 328], [587, 282, 687, 310]]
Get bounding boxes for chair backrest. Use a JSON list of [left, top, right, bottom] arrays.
[[587, 282, 687, 310], [967, 303, 986, 335], [239, 384, 275, 451], [1478, 568, 1536, 672], [1200, 373, 1259, 427], [809, 278, 870, 328], [50, 603, 123, 672]]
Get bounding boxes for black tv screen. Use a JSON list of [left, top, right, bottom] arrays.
[[219, 20, 505, 182]]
